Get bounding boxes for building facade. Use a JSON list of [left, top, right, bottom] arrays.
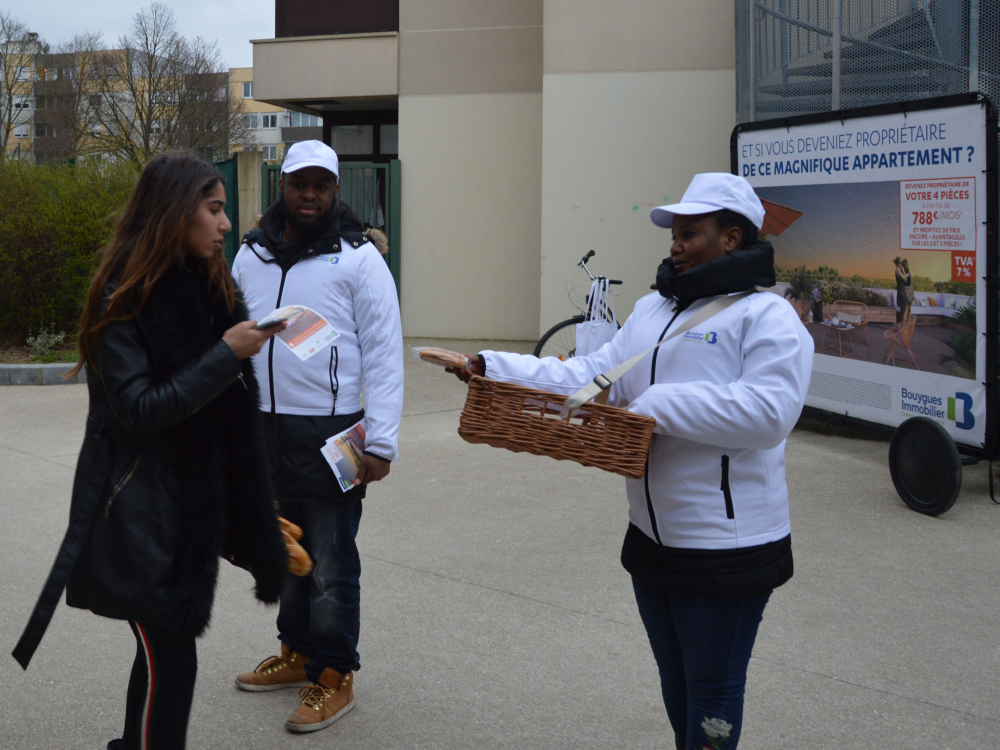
[[248, 1, 736, 339]]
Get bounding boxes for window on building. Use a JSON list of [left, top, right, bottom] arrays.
[[380, 123, 398, 154], [15, 66, 30, 81], [262, 114, 278, 129], [262, 145, 278, 161], [35, 123, 56, 138], [13, 95, 30, 110], [90, 123, 102, 136], [13, 123, 30, 139], [330, 125, 372, 155], [243, 113, 258, 129], [156, 90, 179, 105], [243, 81, 253, 99], [286, 110, 322, 128], [35, 95, 48, 110]]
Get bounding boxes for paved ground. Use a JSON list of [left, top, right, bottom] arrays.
[[2, 338, 998, 749]]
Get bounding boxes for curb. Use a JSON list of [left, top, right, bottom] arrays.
[[0, 363, 87, 386]]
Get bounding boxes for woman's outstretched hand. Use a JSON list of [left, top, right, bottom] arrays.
[[446, 355, 483, 383], [223, 321, 286, 360]]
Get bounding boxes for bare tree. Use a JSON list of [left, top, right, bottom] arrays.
[[0, 12, 43, 161], [41, 31, 106, 161], [84, 3, 252, 166]]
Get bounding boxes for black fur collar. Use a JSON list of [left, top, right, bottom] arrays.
[[656, 241, 776, 306]]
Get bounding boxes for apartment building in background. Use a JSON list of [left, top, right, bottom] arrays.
[[230, 67, 285, 162], [1, 32, 43, 160], [251, 0, 733, 339]]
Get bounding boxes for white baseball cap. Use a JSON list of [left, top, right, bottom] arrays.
[[281, 140, 339, 179], [649, 173, 765, 230]]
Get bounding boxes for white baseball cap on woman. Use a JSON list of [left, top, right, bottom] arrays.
[[649, 173, 765, 230], [281, 140, 340, 179]]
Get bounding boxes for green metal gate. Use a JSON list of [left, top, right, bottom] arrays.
[[214, 156, 240, 266], [261, 160, 401, 293]]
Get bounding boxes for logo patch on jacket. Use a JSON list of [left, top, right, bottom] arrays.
[[315, 255, 340, 265], [684, 331, 718, 344]]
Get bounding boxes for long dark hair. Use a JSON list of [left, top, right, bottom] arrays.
[[71, 152, 235, 376]]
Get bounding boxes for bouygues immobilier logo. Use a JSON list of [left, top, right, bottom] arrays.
[[901, 388, 974, 430]]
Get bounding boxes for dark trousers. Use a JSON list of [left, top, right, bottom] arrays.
[[114, 621, 197, 750], [277, 499, 363, 682], [632, 577, 771, 750]]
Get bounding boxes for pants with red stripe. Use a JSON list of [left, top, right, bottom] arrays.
[[116, 621, 197, 750]]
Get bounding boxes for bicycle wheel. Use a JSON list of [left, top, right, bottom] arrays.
[[534, 317, 583, 359]]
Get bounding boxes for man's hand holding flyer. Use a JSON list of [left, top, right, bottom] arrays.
[[320, 421, 367, 492]]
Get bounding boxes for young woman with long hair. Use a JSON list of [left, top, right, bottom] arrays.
[[14, 152, 290, 750]]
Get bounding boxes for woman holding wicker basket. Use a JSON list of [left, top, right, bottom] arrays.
[[449, 173, 814, 750]]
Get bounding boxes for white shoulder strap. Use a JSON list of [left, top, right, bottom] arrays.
[[563, 291, 754, 411]]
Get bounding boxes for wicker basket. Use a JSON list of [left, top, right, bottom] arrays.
[[458, 376, 656, 479]]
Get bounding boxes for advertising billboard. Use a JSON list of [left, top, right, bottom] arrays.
[[732, 95, 997, 452]]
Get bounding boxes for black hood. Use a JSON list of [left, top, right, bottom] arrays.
[[253, 197, 367, 270], [656, 241, 776, 306]]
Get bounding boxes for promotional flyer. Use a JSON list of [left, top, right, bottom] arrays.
[[734, 100, 992, 448]]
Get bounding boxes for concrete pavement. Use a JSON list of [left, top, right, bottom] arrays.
[[1, 338, 998, 749]]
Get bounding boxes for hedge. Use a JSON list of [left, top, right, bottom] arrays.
[[0, 159, 137, 344]]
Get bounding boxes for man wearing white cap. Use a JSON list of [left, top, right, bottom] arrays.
[[230, 140, 403, 734], [449, 173, 814, 748]]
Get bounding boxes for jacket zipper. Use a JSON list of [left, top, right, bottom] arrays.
[[193, 371, 244, 414], [104, 455, 141, 519], [721, 455, 735, 520], [329, 346, 339, 416], [644, 306, 683, 546], [268, 267, 290, 414]]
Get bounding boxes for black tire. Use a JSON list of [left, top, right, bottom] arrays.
[[888, 417, 962, 516], [534, 317, 584, 359]]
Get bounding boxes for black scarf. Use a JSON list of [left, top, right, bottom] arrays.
[[656, 241, 776, 307], [257, 198, 366, 270]]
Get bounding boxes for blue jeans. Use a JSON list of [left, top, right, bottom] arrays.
[[632, 577, 771, 750], [277, 500, 362, 681]]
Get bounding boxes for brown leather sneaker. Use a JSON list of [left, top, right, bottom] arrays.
[[235, 643, 311, 692], [284, 667, 356, 733]]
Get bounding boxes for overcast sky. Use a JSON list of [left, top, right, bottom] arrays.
[[15, 0, 274, 69]]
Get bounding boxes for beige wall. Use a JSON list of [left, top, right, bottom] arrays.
[[399, 0, 542, 95], [539, 70, 736, 333], [543, 0, 735, 74], [398, 93, 542, 338], [252, 33, 398, 102]]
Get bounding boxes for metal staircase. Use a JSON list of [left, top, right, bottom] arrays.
[[736, 0, 998, 124]]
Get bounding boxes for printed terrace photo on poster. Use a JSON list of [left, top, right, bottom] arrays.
[[758, 180, 976, 380]]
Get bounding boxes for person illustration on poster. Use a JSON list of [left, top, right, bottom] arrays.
[[894, 256, 914, 323]]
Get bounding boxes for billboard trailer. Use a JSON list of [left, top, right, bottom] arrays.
[[732, 93, 999, 516]]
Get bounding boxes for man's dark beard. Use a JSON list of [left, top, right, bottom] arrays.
[[283, 197, 336, 234]]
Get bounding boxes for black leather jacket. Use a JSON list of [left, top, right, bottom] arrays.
[[14, 265, 286, 669]]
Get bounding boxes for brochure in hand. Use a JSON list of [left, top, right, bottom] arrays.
[[254, 305, 339, 361], [320, 420, 367, 492]]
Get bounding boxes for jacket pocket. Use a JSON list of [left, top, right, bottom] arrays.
[[721, 455, 735, 520], [104, 455, 141, 519]]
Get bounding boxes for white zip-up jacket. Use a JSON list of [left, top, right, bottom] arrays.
[[482, 290, 814, 549], [232, 238, 404, 461]]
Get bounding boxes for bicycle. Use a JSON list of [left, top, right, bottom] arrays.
[[534, 250, 621, 359]]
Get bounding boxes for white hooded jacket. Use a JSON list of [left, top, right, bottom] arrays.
[[482, 290, 814, 550], [232, 238, 404, 462]]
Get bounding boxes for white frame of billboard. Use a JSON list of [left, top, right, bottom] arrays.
[[731, 94, 999, 458]]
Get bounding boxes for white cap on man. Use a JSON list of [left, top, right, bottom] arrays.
[[649, 173, 765, 230], [281, 140, 339, 179]]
